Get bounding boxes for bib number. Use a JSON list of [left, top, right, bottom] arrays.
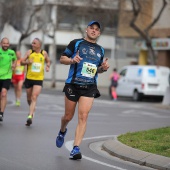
[[15, 66, 23, 75], [31, 63, 41, 72], [81, 62, 97, 78]]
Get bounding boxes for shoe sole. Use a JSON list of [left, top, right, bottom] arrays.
[[69, 153, 82, 160]]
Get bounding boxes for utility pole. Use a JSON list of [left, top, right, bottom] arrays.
[[50, 5, 57, 88]]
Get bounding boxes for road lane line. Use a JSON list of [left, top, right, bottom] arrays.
[[65, 135, 127, 170]]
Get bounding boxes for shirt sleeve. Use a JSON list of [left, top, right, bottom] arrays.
[[99, 46, 105, 67], [62, 39, 76, 58]]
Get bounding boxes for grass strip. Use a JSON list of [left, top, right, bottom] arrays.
[[118, 126, 170, 158]]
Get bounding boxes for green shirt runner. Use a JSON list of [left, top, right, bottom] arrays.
[[0, 48, 17, 79]]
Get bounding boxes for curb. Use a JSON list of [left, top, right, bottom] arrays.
[[102, 137, 170, 170]]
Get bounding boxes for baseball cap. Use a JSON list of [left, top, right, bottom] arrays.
[[87, 21, 101, 29]]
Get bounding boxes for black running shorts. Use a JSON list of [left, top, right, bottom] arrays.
[[0, 79, 11, 92], [25, 78, 43, 89], [63, 83, 101, 102], [111, 80, 118, 88]]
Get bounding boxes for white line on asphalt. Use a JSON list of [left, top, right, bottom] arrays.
[[65, 135, 127, 170], [122, 110, 135, 114], [121, 110, 170, 118]]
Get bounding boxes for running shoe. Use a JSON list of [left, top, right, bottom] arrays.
[[69, 146, 82, 160], [56, 128, 67, 148], [0, 114, 3, 122], [25, 115, 32, 126], [15, 101, 20, 106]]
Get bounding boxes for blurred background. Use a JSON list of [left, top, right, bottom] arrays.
[[0, 0, 170, 89]]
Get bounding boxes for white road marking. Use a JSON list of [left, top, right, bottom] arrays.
[[65, 135, 127, 170], [94, 100, 118, 105], [37, 105, 64, 111], [121, 110, 170, 118], [122, 110, 135, 114]]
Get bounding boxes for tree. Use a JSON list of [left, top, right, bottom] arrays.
[[0, 0, 45, 50], [119, 0, 167, 65]]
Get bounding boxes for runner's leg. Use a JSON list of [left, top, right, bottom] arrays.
[[60, 96, 77, 132], [28, 85, 42, 117], [0, 88, 8, 113], [13, 83, 18, 101], [73, 96, 94, 146], [17, 80, 24, 101], [26, 87, 33, 105]]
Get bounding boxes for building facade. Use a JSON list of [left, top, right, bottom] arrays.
[[0, 0, 142, 87], [118, 0, 170, 68]]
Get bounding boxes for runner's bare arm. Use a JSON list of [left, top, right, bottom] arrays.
[[21, 50, 32, 65], [97, 58, 109, 73], [11, 60, 17, 70], [44, 51, 50, 72], [60, 51, 82, 65], [60, 55, 73, 65]]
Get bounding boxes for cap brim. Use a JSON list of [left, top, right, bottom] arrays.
[[88, 21, 100, 28]]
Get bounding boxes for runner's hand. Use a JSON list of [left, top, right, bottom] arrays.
[[46, 65, 50, 72], [27, 59, 33, 64], [72, 51, 83, 63], [11, 63, 16, 70], [101, 58, 109, 71]]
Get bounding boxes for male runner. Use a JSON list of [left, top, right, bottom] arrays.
[[21, 38, 50, 126], [0, 37, 17, 121], [56, 21, 109, 159]]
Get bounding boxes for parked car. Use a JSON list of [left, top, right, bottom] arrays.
[[116, 65, 170, 101]]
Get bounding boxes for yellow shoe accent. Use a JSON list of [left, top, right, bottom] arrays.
[[15, 101, 20, 106], [27, 115, 32, 119]]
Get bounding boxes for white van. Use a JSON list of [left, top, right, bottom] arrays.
[[116, 65, 170, 101]]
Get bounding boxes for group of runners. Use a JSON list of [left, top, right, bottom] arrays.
[[0, 21, 109, 160]]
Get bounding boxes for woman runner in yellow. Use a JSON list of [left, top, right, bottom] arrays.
[[12, 51, 25, 106]]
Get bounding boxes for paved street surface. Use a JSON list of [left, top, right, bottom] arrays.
[[0, 87, 170, 170]]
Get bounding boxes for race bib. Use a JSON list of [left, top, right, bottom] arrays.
[[31, 63, 41, 72], [15, 66, 23, 75], [81, 62, 97, 78]]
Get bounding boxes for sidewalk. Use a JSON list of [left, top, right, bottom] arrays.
[[43, 81, 170, 109], [102, 137, 170, 170]]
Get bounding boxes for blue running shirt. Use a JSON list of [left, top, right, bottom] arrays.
[[62, 38, 105, 85]]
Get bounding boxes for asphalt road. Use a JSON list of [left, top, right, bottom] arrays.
[[0, 87, 169, 170]]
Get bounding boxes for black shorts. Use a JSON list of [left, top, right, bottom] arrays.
[[63, 84, 100, 102], [0, 79, 11, 92], [25, 78, 43, 89], [111, 80, 118, 88]]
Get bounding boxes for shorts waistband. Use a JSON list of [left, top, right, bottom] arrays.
[[68, 84, 96, 89]]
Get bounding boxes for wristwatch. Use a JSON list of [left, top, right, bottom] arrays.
[[101, 67, 107, 72]]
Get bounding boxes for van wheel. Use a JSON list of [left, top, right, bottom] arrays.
[[133, 90, 142, 101]]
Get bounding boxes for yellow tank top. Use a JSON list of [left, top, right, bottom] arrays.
[[26, 50, 45, 80], [13, 60, 24, 75]]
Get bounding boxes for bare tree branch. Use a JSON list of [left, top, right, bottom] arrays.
[[24, 6, 41, 35], [128, 0, 167, 65], [130, 0, 147, 40], [144, 0, 167, 33]]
